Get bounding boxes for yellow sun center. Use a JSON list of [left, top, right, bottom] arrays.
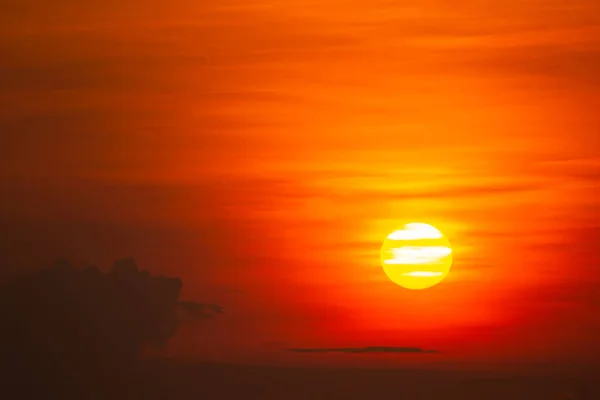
[[380, 223, 453, 290]]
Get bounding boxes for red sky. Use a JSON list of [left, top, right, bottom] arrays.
[[1, 0, 599, 368]]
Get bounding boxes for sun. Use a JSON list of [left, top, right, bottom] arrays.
[[380, 222, 453, 290]]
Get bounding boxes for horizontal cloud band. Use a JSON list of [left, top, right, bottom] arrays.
[[288, 346, 439, 354]]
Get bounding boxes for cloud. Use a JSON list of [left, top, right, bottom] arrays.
[[535, 157, 600, 183], [288, 346, 439, 354], [309, 181, 544, 207], [0, 258, 204, 396], [461, 44, 600, 87], [179, 301, 223, 319]]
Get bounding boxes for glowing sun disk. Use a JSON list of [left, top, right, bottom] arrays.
[[380, 223, 453, 290]]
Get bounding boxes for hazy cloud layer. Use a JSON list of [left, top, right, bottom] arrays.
[[289, 347, 439, 354]]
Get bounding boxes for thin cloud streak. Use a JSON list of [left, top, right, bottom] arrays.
[[288, 347, 440, 354]]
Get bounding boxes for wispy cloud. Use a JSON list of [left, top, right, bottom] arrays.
[[179, 302, 223, 319], [288, 346, 439, 354]]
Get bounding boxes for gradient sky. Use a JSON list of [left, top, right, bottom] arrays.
[[1, 0, 599, 368]]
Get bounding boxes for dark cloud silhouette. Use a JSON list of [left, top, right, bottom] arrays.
[[288, 346, 440, 354], [0, 257, 217, 397], [179, 301, 223, 319]]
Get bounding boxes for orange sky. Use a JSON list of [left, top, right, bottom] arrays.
[[1, 0, 599, 368]]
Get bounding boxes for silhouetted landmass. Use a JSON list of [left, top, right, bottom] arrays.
[[0, 258, 186, 397]]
